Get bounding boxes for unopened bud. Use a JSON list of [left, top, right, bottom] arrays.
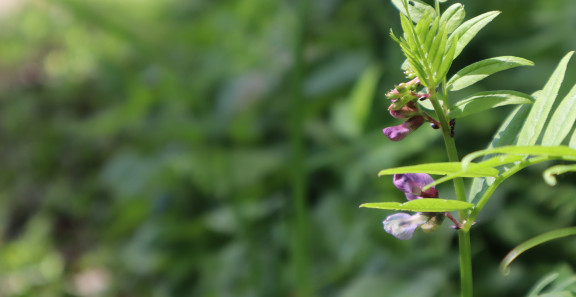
[[388, 101, 418, 119]]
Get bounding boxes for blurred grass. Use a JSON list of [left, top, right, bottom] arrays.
[[0, 0, 574, 296]]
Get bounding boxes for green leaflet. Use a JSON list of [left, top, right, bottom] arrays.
[[449, 11, 501, 59], [526, 273, 561, 297], [422, 155, 524, 190], [447, 56, 534, 91], [428, 23, 448, 78], [377, 162, 499, 177], [449, 90, 534, 118], [360, 199, 474, 212], [462, 145, 576, 168], [542, 83, 576, 145], [517, 51, 575, 146], [543, 164, 576, 186], [435, 35, 458, 85], [439, 3, 465, 34], [391, 0, 436, 23], [339, 64, 381, 138], [500, 227, 576, 275], [423, 16, 440, 53]]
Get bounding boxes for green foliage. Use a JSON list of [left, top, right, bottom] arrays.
[[469, 51, 576, 204], [391, 0, 436, 22], [543, 164, 576, 186], [360, 199, 474, 212], [1, 0, 575, 296], [500, 227, 576, 275], [377, 2, 576, 296], [517, 52, 575, 146], [449, 11, 501, 59], [449, 90, 534, 118], [525, 267, 576, 297], [390, 0, 467, 87], [447, 56, 534, 91], [438, 3, 465, 34], [542, 83, 576, 146], [462, 145, 576, 167], [378, 162, 499, 177]]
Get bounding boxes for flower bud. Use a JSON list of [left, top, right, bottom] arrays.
[[385, 89, 403, 100], [388, 101, 418, 119]]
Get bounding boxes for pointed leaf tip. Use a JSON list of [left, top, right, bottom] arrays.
[[360, 199, 474, 212]]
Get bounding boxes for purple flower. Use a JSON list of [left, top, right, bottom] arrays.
[[381, 173, 443, 240], [393, 173, 438, 200], [383, 213, 428, 240], [382, 116, 424, 141]]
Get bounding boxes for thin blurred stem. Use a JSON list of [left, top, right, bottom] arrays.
[[430, 89, 473, 297], [290, 0, 312, 296]]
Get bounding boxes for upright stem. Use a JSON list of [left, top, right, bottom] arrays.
[[290, 0, 312, 296], [429, 92, 473, 297]]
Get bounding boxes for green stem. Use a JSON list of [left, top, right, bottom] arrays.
[[429, 91, 473, 297], [290, 0, 311, 296], [458, 231, 473, 297]]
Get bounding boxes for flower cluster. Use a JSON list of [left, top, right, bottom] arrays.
[[382, 77, 439, 141], [382, 173, 444, 240]]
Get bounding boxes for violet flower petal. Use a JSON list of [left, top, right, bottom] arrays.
[[393, 173, 437, 200], [383, 125, 411, 141]]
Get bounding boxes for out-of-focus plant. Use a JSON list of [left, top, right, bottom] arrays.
[[361, 0, 576, 296]]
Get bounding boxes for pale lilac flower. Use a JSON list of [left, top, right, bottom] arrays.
[[383, 213, 429, 240]]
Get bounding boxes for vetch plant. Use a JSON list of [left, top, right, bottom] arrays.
[[360, 1, 576, 296]]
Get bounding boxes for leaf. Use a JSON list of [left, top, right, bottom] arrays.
[[517, 51, 575, 145], [377, 162, 499, 177], [435, 34, 458, 84], [526, 273, 561, 297], [439, 3, 465, 34], [423, 17, 439, 52], [342, 64, 381, 137], [468, 105, 531, 202], [462, 145, 576, 168], [360, 199, 474, 212], [500, 227, 576, 275], [542, 83, 576, 145], [415, 10, 433, 41], [447, 56, 534, 91], [449, 11, 501, 59], [391, 0, 436, 23], [449, 90, 534, 118], [423, 155, 525, 190], [429, 23, 448, 75], [543, 164, 576, 186]]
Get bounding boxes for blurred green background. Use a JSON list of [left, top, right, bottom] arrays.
[[0, 0, 575, 296]]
